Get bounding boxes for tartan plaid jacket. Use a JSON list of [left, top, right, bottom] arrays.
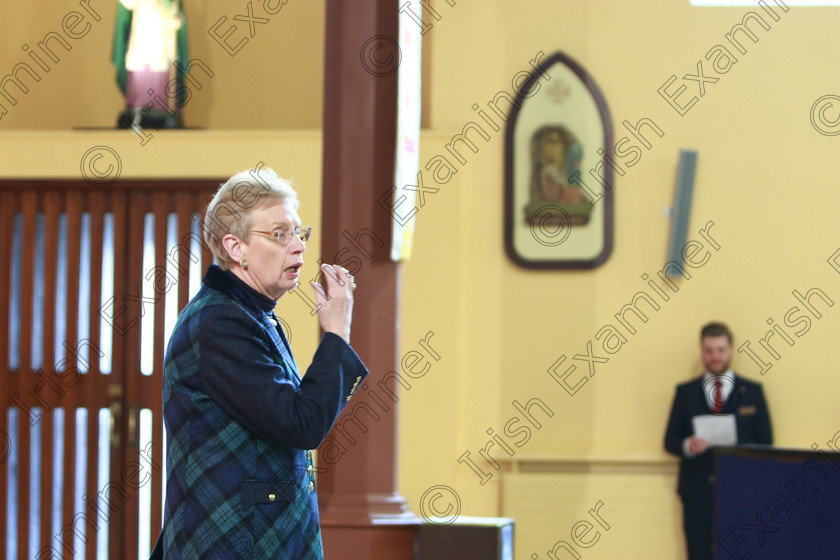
[[159, 265, 368, 559]]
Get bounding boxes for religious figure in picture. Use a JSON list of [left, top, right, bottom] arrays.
[[524, 124, 593, 226], [112, 0, 189, 129]]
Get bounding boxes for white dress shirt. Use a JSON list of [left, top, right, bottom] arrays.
[[683, 370, 735, 458]]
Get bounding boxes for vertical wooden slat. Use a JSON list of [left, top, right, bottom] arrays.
[[0, 189, 13, 554], [121, 190, 146, 560], [40, 191, 60, 552], [148, 191, 168, 550], [197, 192, 213, 272], [86, 191, 104, 560], [0, 189, 11, 375], [152, 191, 168, 375], [17, 191, 36, 560], [19, 192, 36, 373], [175, 192, 193, 312], [87, 191, 105, 387], [109, 189, 128, 560], [62, 191, 82, 560]]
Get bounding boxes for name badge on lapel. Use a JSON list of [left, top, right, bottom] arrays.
[[738, 405, 756, 416]]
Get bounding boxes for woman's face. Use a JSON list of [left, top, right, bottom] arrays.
[[238, 201, 307, 300]]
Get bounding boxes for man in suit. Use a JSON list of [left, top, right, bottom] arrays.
[[664, 322, 773, 560]]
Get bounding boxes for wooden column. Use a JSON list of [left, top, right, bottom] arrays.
[[318, 1, 419, 559]]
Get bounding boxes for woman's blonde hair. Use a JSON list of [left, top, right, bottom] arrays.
[[203, 166, 299, 270]]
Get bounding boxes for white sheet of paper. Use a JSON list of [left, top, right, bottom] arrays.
[[692, 414, 737, 447]]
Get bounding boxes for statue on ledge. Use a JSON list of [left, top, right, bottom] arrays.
[[112, 0, 189, 130]]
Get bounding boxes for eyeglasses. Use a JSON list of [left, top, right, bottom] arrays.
[[250, 226, 312, 245]]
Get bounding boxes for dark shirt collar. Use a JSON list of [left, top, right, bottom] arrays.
[[203, 264, 276, 315]]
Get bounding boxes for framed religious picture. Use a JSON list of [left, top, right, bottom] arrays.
[[504, 51, 614, 269]]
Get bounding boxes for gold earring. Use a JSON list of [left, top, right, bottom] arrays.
[[240, 258, 248, 269]]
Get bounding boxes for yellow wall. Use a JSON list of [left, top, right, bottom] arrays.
[[3, 1, 840, 558], [401, 1, 840, 557], [0, 0, 325, 129]]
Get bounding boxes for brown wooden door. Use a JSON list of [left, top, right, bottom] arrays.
[[0, 181, 216, 559]]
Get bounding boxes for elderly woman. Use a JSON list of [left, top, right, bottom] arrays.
[[154, 168, 368, 559]]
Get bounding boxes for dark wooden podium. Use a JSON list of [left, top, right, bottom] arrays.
[[713, 445, 840, 560], [415, 517, 515, 560]]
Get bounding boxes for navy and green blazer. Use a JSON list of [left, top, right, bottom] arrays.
[[158, 265, 368, 559]]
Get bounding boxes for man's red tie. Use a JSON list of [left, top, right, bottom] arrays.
[[713, 379, 723, 413]]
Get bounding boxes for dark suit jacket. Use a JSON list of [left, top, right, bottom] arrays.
[[157, 265, 368, 559], [664, 373, 772, 503]]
